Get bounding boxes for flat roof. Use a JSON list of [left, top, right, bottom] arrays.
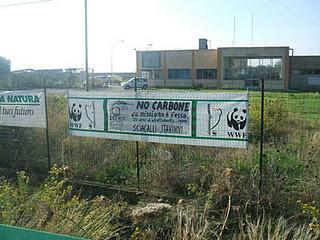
[[290, 55, 320, 58], [137, 49, 217, 53], [218, 46, 290, 50], [137, 46, 292, 53]]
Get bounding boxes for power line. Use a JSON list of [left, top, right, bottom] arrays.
[[0, 0, 54, 8]]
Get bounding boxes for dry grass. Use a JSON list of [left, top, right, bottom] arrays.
[[171, 202, 219, 240], [0, 168, 130, 240], [234, 216, 320, 240]]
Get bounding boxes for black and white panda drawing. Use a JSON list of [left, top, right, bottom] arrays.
[[227, 107, 247, 130], [69, 103, 82, 122]]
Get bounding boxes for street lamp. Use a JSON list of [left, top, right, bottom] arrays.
[[110, 40, 125, 83], [146, 43, 153, 50]]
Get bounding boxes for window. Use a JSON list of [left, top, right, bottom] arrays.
[[138, 78, 147, 82], [168, 69, 191, 79], [224, 57, 282, 81], [142, 52, 161, 68], [153, 70, 161, 79], [299, 69, 320, 75], [197, 69, 217, 79], [141, 69, 161, 79]]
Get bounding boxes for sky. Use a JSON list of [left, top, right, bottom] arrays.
[[0, 0, 319, 72]]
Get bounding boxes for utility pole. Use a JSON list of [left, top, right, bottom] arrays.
[[251, 13, 254, 47], [84, 0, 89, 92], [233, 16, 236, 47]]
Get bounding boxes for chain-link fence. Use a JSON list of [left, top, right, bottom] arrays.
[[0, 77, 319, 203]]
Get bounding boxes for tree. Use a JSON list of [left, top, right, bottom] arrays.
[[0, 56, 11, 88], [0, 57, 10, 75]]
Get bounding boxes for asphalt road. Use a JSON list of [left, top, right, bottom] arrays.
[[46, 85, 124, 95]]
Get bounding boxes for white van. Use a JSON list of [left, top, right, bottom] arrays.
[[121, 77, 148, 90]]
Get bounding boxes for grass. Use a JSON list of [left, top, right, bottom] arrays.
[[233, 216, 320, 240], [1, 170, 319, 239], [0, 168, 130, 239], [250, 91, 320, 121], [155, 88, 320, 121]]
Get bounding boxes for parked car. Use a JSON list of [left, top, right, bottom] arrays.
[[121, 77, 148, 90]]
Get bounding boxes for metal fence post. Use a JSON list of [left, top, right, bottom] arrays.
[[134, 77, 140, 190], [258, 76, 265, 202], [43, 79, 51, 172]]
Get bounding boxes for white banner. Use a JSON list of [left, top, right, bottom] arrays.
[[68, 91, 248, 148], [67, 97, 105, 131], [107, 99, 192, 136], [0, 90, 46, 128], [196, 101, 248, 140]]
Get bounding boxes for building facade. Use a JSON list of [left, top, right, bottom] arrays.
[[290, 56, 320, 90], [137, 49, 218, 88], [217, 47, 289, 90], [136, 41, 320, 91]]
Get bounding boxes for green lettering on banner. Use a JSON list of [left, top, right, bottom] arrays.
[[7, 95, 14, 103], [0, 95, 5, 102], [34, 95, 40, 103], [104, 99, 108, 131], [6, 95, 40, 103]]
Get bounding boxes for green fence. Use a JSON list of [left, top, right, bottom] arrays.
[[0, 224, 87, 240]]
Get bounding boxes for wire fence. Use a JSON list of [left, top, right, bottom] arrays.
[[0, 78, 319, 198]]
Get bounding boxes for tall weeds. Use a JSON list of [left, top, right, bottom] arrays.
[[233, 216, 320, 240], [0, 167, 130, 239]]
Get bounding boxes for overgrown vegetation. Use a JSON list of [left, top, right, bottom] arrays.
[[0, 167, 130, 239], [0, 91, 319, 239], [0, 169, 319, 239]]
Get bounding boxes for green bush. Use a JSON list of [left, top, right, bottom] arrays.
[[249, 99, 300, 142]]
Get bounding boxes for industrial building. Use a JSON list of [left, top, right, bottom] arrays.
[[136, 39, 320, 91]]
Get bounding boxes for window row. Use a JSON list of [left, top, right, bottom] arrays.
[[141, 70, 161, 79], [197, 69, 217, 79], [224, 57, 283, 81], [224, 67, 282, 80], [168, 69, 191, 79], [297, 69, 320, 75], [225, 57, 282, 69], [141, 69, 218, 80]]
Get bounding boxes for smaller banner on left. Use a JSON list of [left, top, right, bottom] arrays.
[[0, 90, 46, 128]]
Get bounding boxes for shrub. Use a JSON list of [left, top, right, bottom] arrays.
[[298, 201, 320, 232], [249, 99, 300, 142]]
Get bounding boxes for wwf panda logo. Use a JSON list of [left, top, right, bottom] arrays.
[[69, 103, 82, 122], [227, 108, 247, 130]]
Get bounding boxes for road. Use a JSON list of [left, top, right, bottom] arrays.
[[46, 85, 124, 95]]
